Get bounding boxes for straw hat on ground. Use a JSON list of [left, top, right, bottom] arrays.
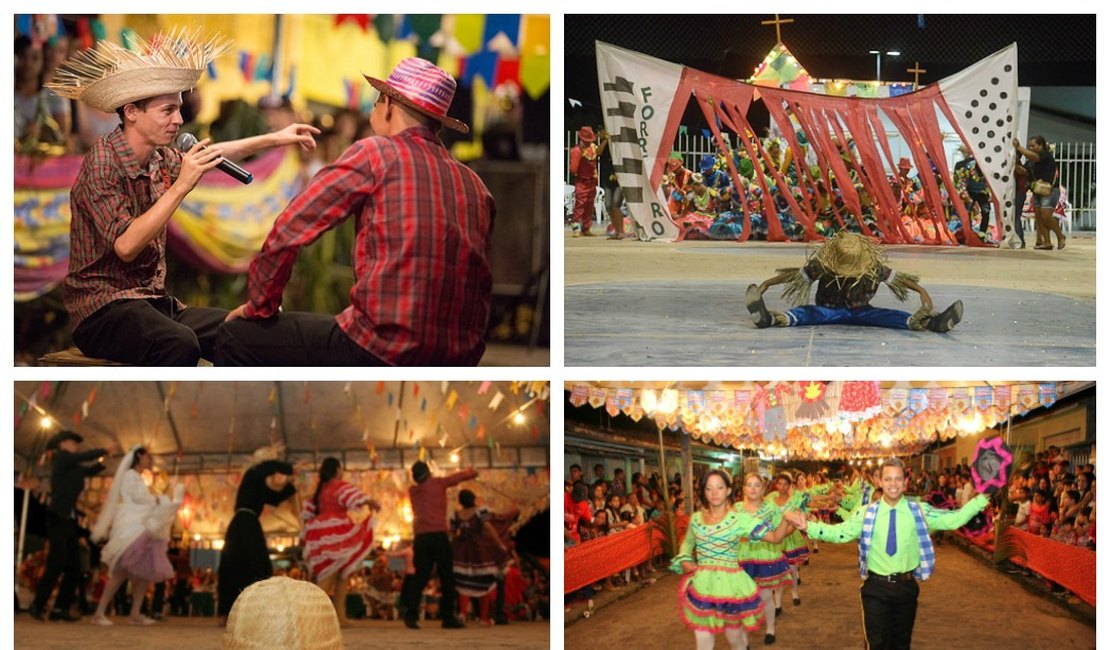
[[45, 27, 230, 113], [223, 577, 343, 650]]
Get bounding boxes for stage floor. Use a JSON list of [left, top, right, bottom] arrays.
[[565, 232, 1096, 366], [14, 616, 549, 649], [565, 539, 1093, 649]]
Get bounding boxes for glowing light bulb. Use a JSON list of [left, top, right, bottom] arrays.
[[513, 411, 526, 425], [450, 452, 460, 464]]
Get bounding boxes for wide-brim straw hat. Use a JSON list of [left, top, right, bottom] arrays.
[[815, 232, 884, 280], [222, 577, 343, 650], [45, 27, 230, 113], [364, 57, 468, 134]]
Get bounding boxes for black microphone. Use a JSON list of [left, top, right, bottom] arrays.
[[174, 132, 253, 184]]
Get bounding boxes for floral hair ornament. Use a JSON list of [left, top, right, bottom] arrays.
[[970, 436, 1014, 495]]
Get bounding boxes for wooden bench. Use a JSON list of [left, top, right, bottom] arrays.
[[38, 347, 129, 367]]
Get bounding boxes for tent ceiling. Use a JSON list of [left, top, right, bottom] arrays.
[[15, 381, 549, 461]]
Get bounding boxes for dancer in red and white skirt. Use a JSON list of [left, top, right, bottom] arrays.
[[301, 457, 381, 625]]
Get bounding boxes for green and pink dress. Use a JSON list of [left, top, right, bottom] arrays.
[[736, 501, 792, 589], [670, 508, 770, 632]]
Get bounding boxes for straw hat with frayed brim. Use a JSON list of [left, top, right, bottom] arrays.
[[814, 232, 885, 280], [45, 28, 230, 113], [222, 577, 343, 650], [364, 57, 469, 134]]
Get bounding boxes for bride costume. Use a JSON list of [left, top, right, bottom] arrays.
[[90, 446, 184, 626]]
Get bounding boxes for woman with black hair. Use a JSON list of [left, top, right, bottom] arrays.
[[1013, 135, 1065, 250], [672, 469, 797, 650], [451, 488, 518, 625], [90, 445, 184, 626], [300, 456, 380, 625], [217, 458, 297, 621]]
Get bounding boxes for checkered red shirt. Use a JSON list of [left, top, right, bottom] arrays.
[[64, 127, 184, 329], [244, 126, 494, 365]]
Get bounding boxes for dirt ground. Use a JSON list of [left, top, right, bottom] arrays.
[[564, 540, 1094, 649], [565, 233, 1095, 301], [12, 616, 549, 649]]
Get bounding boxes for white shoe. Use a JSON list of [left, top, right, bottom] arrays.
[[90, 615, 113, 626], [128, 616, 156, 626]]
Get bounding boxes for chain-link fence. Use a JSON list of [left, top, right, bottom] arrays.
[[565, 131, 1096, 231]]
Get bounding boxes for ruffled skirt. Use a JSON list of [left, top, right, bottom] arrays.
[[114, 531, 173, 583], [677, 565, 764, 633]]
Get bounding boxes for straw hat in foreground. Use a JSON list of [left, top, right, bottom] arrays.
[[222, 576, 343, 650]]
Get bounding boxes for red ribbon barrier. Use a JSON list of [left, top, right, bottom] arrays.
[[565, 514, 690, 594], [1005, 528, 1096, 606]]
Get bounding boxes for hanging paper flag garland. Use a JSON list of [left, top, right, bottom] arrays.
[[489, 391, 505, 410], [420, 398, 427, 412], [908, 388, 929, 413], [458, 404, 469, 420], [373, 14, 396, 44], [477, 425, 486, 440], [453, 14, 485, 54], [413, 383, 420, 397], [587, 387, 606, 409], [975, 386, 994, 411], [441, 381, 449, 395], [387, 392, 394, 407], [446, 390, 459, 410], [519, 54, 549, 100], [605, 392, 620, 417], [335, 14, 371, 31], [1038, 383, 1057, 407], [478, 381, 491, 395], [482, 14, 520, 53], [463, 51, 498, 87], [993, 386, 1012, 412], [468, 415, 478, 431]]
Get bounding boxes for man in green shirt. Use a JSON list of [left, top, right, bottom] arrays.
[[785, 458, 987, 650]]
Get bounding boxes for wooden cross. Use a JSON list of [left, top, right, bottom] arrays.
[[908, 62, 927, 90], [761, 14, 794, 44]]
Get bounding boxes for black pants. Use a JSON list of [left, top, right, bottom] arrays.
[[72, 297, 226, 366], [860, 575, 919, 650], [400, 532, 458, 624], [214, 311, 388, 366], [968, 193, 992, 233], [33, 513, 81, 613]]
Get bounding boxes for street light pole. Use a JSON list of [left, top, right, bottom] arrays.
[[869, 49, 901, 83]]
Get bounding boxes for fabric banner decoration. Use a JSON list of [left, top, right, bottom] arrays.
[[993, 385, 1012, 412], [1005, 528, 1095, 606], [565, 516, 687, 594], [587, 386, 607, 409], [596, 41, 1019, 245], [568, 385, 588, 408], [1017, 385, 1037, 414], [595, 41, 685, 241], [14, 149, 304, 299], [614, 388, 633, 413], [605, 392, 621, 417], [685, 390, 705, 415]]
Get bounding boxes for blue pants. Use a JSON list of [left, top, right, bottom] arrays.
[[785, 305, 911, 329]]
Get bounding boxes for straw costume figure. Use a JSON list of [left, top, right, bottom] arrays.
[[45, 28, 318, 366], [745, 232, 963, 332]]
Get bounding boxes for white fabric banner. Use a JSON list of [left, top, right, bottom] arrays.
[[595, 41, 684, 241], [939, 43, 1020, 248]]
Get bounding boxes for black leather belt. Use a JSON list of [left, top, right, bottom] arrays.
[[868, 570, 915, 582]]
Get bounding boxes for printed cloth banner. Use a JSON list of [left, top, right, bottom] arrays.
[[595, 41, 685, 241]]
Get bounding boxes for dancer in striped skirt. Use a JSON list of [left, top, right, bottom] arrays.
[[301, 457, 381, 626], [766, 472, 810, 609]]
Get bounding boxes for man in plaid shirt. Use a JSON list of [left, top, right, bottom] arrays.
[[216, 58, 494, 366], [49, 30, 318, 366]]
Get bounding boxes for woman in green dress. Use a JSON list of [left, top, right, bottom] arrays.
[[766, 472, 811, 609], [736, 472, 793, 645], [672, 470, 795, 650]]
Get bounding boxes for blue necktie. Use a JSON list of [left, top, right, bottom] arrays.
[[886, 508, 898, 556]]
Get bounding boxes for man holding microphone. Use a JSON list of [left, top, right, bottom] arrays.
[[46, 28, 317, 365]]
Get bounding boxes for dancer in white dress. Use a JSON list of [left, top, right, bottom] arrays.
[[90, 446, 184, 626]]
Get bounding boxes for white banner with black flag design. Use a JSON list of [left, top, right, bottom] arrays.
[[595, 41, 684, 241]]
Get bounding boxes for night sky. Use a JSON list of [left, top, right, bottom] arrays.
[[565, 14, 1095, 128]]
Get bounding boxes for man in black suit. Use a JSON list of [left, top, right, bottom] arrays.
[[29, 430, 108, 622]]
